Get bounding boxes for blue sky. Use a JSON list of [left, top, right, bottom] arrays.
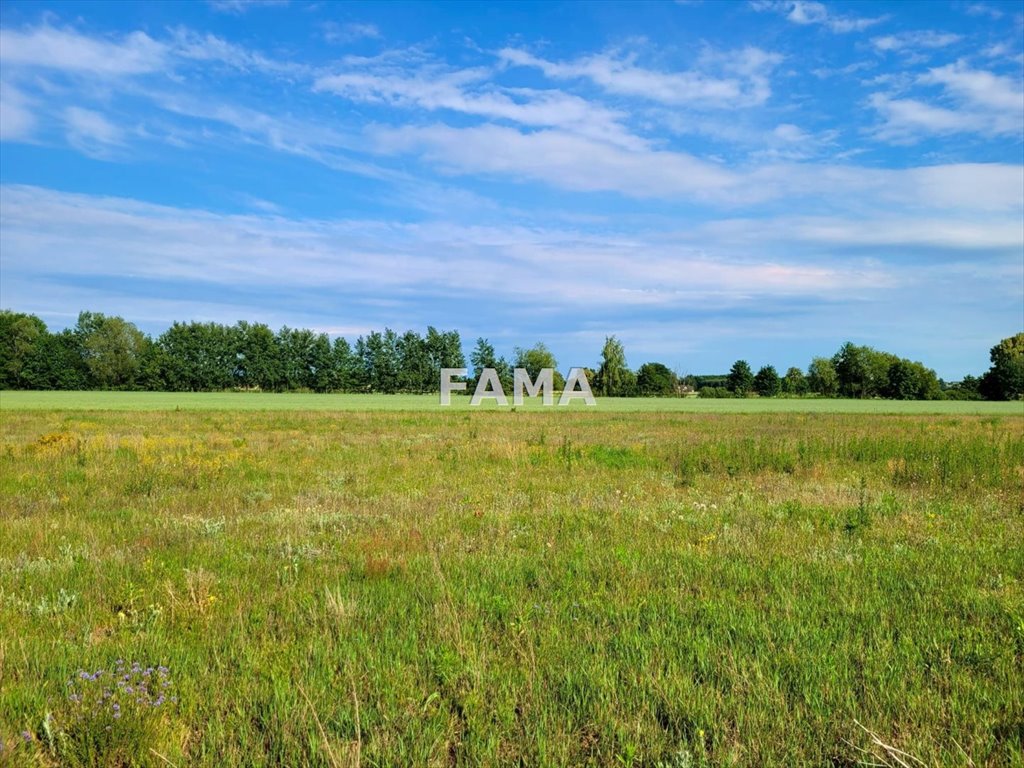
[[1, 0, 1022, 379]]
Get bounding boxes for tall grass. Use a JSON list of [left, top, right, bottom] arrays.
[[1, 410, 1021, 766]]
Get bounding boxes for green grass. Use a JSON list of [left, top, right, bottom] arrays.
[[2, 389, 1022, 414], [1, 408, 1022, 766]]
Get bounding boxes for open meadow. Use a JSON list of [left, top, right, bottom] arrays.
[[1, 400, 1022, 766]]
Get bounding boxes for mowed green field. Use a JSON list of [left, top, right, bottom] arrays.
[[1, 405, 1022, 766], [2, 390, 1023, 414]]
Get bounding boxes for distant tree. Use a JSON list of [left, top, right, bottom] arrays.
[[833, 342, 871, 398], [331, 337, 363, 392], [727, 360, 754, 396], [807, 357, 838, 397], [885, 359, 921, 400], [698, 386, 733, 398], [884, 359, 942, 400], [596, 336, 629, 396], [982, 332, 1024, 400], [235, 321, 281, 390], [753, 365, 781, 397], [0, 310, 48, 389], [470, 337, 512, 391], [425, 327, 465, 390], [945, 374, 982, 401], [77, 312, 149, 389], [867, 350, 900, 397], [308, 333, 334, 393], [514, 342, 564, 390], [23, 330, 89, 390], [360, 329, 401, 393], [157, 321, 235, 391], [781, 366, 808, 396], [277, 326, 322, 390], [397, 330, 432, 392], [636, 362, 677, 396]]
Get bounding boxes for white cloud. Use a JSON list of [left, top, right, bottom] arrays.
[[63, 107, 123, 157], [0, 185, 897, 321], [750, 1, 887, 33], [0, 25, 166, 75], [321, 22, 381, 44], [497, 46, 782, 108], [170, 28, 309, 78], [870, 61, 1024, 141], [369, 118, 1023, 213], [370, 124, 740, 199], [314, 63, 643, 149], [207, 0, 289, 13], [981, 42, 1016, 59], [922, 60, 1024, 112], [0, 82, 35, 141], [871, 30, 963, 53], [965, 3, 1004, 20], [701, 214, 1023, 251]]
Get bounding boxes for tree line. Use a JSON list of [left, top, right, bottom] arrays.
[[0, 310, 1021, 400]]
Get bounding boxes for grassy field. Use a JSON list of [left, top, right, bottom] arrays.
[[2, 390, 1023, 414], [1, 406, 1022, 766]]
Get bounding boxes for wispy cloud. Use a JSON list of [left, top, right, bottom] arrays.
[[0, 184, 897, 317], [871, 60, 1024, 141], [871, 30, 963, 53], [370, 124, 739, 199], [750, 1, 888, 33], [314, 59, 643, 149], [63, 106, 123, 157], [964, 3, 1004, 20], [170, 28, 310, 78], [207, 0, 288, 14], [0, 82, 35, 141], [320, 22, 381, 45], [497, 46, 782, 108], [370, 117, 1024, 212], [0, 25, 167, 75]]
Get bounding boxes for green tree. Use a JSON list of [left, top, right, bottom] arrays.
[[514, 342, 564, 390], [945, 374, 982, 401], [425, 327, 465, 391], [983, 332, 1024, 400], [885, 359, 921, 400], [753, 365, 781, 397], [308, 333, 334, 393], [0, 310, 48, 389], [157, 321, 235, 391], [78, 312, 149, 389], [596, 336, 629, 396], [235, 322, 281, 390], [636, 362, 677, 396], [727, 360, 754, 396], [331, 337, 363, 392], [781, 366, 808, 396], [360, 329, 401, 393], [833, 342, 870, 398], [470, 337, 512, 391], [807, 357, 838, 397], [397, 330, 432, 392]]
